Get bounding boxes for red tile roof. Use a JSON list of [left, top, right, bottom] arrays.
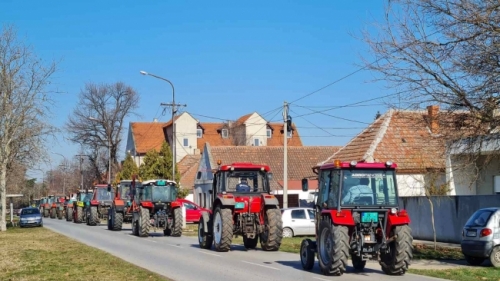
[[177, 154, 202, 189], [320, 107, 454, 173], [131, 122, 168, 154]]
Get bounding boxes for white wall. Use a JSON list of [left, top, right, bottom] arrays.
[[244, 113, 267, 146], [446, 154, 477, 195], [174, 113, 198, 163], [395, 174, 426, 197]]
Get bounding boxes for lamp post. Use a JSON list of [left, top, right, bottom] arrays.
[[88, 117, 112, 185], [140, 70, 176, 181]]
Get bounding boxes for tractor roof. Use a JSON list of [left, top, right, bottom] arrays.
[[318, 160, 397, 170], [141, 179, 176, 186], [94, 184, 108, 188], [218, 162, 271, 172]]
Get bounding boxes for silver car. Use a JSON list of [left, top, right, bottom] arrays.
[[461, 207, 500, 267]]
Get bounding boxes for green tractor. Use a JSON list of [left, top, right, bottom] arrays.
[[72, 190, 92, 223], [39, 197, 48, 217], [65, 193, 78, 222], [47, 195, 57, 219]]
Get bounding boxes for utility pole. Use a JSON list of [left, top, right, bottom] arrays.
[[76, 155, 88, 191], [160, 102, 187, 182], [283, 101, 289, 209]]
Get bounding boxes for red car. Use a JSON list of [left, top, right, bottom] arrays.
[[176, 199, 210, 223]]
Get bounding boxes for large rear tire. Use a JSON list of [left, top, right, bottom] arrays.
[[57, 209, 63, 220], [317, 219, 349, 276], [108, 207, 123, 231], [260, 208, 283, 251], [213, 206, 233, 252], [198, 215, 213, 249], [380, 225, 413, 275], [87, 206, 98, 226], [138, 206, 150, 237], [300, 238, 316, 271], [74, 206, 83, 223], [43, 208, 48, 218], [66, 207, 73, 222], [50, 208, 56, 219], [171, 207, 183, 237]]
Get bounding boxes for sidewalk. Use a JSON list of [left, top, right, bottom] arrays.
[[413, 239, 461, 249]]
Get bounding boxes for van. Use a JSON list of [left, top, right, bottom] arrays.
[[461, 207, 500, 267]]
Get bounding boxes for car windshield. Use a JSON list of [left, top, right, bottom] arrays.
[[465, 209, 494, 227], [96, 188, 114, 201], [222, 170, 269, 193], [21, 209, 40, 215], [340, 169, 398, 207]]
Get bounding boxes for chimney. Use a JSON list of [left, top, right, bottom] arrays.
[[427, 105, 439, 133], [153, 118, 158, 122]]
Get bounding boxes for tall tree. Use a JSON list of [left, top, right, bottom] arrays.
[[65, 82, 140, 184], [115, 152, 139, 183], [0, 25, 57, 231]]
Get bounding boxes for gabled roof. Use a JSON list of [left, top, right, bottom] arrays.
[[197, 122, 235, 150], [177, 154, 202, 189], [130, 122, 168, 154], [206, 145, 341, 190], [320, 107, 452, 173]]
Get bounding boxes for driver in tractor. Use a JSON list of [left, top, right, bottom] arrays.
[[235, 177, 251, 192], [341, 178, 374, 205]]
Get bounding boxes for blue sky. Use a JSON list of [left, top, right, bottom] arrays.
[[1, 0, 393, 181]]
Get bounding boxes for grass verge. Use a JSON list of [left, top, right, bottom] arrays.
[[184, 224, 464, 260], [409, 267, 500, 281], [0, 226, 170, 281]]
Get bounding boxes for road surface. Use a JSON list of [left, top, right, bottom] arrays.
[[43, 219, 448, 281]]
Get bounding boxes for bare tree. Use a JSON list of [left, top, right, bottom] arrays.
[[65, 82, 139, 184], [0, 25, 57, 231]]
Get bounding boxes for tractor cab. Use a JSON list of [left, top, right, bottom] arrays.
[[141, 179, 177, 205], [299, 160, 412, 276], [92, 185, 114, 205], [117, 180, 140, 204]]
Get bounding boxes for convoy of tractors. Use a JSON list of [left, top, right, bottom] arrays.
[[33, 159, 414, 277]]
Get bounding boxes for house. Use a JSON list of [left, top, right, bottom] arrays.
[[193, 143, 340, 208], [319, 105, 456, 197], [125, 111, 302, 167]]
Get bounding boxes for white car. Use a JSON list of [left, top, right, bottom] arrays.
[[281, 207, 316, 238]]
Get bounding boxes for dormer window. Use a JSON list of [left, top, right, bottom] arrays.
[[221, 129, 228, 138], [196, 129, 203, 138], [266, 129, 272, 138]]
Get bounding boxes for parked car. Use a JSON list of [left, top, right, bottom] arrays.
[[281, 207, 315, 237], [176, 199, 210, 223], [461, 207, 500, 267], [19, 207, 43, 228]]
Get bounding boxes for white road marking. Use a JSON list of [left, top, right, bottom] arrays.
[[199, 251, 221, 257], [313, 277, 330, 281], [147, 240, 158, 243], [241, 261, 280, 270]]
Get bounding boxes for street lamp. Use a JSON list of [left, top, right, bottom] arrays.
[[140, 70, 176, 182], [88, 116, 111, 185]]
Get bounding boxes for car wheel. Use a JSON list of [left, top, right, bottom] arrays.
[[490, 246, 500, 267], [283, 227, 294, 238]]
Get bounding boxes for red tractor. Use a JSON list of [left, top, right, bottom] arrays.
[[48, 195, 58, 219], [197, 161, 283, 252], [107, 179, 139, 231], [124, 177, 183, 237], [299, 160, 413, 276], [55, 196, 66, 220], [85, 184, 114, 226]]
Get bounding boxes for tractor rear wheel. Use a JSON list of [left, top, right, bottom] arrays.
[[213, 206, 233, 252], [43, 208, 48, 217], [138, 206, 150, 237], [260, 208, 283, 251], [300, 238, 316, 271], [75, 206, 83, 223], [50, 208, 56, 219], [243, 236, 258, 249], [317, 219, 349, 276], [88, 206, 98, 226], [380, 225, 413, 275], [108, 208, 123, 231], [57, 209, 63, 220], [170, 207, 183, 237], [198, 215, 213, 249], [66, 207, 73, 221]]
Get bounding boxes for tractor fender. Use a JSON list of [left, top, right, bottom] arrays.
[[261, 194, 280, 207], [171, 201, 181, 208], [200, 211, 212, 234], [114, 205, 125, 212], [386, 209, 411, 236], [215, 197, 235, 207], [321, 209, 355, 226]]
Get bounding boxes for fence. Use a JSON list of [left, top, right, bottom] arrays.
[[399, 195, 500, 243]]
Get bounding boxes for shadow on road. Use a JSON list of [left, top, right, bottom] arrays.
[[188, 243, 265, 252], [274, 260, 380, 276]]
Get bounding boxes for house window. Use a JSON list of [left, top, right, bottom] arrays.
[[196, 129, 202, 138], [266, 129, 272, 138], [198, 193, 202, 207], [287, 130, 292, 138], [254, 138, 260, 146], [203, 193, 207, 208], [221, 129, 228, 138], [196, 171, 201, 179], [183, 138, 189, 147]]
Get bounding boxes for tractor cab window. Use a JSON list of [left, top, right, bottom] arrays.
[[47, 197, 54, 204], [317, 169, 341, 209], [96, 188, 114, 201], [120, 185, 130, 200], [221, 170, 269, 193], [151, 185, 177, 202], [341, 169, 398, 207]]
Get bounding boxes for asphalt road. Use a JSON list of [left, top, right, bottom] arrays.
[[43, 219, 447, 281]]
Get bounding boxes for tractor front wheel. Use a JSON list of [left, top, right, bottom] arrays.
[[198, 215, 213, 249], [260, 208, 283, 251], [380, 225, 413, 275], [138, 206, 150, 237], [74, 206, 83, 223], [87, 206, 98, 226], [108, 207, 123, 231], [66, 207, 73, 222], [168, 207, 183, 237], [300, 238, 316, 271], [212, 206, 233, 252], [317, 219, 349, 276]]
